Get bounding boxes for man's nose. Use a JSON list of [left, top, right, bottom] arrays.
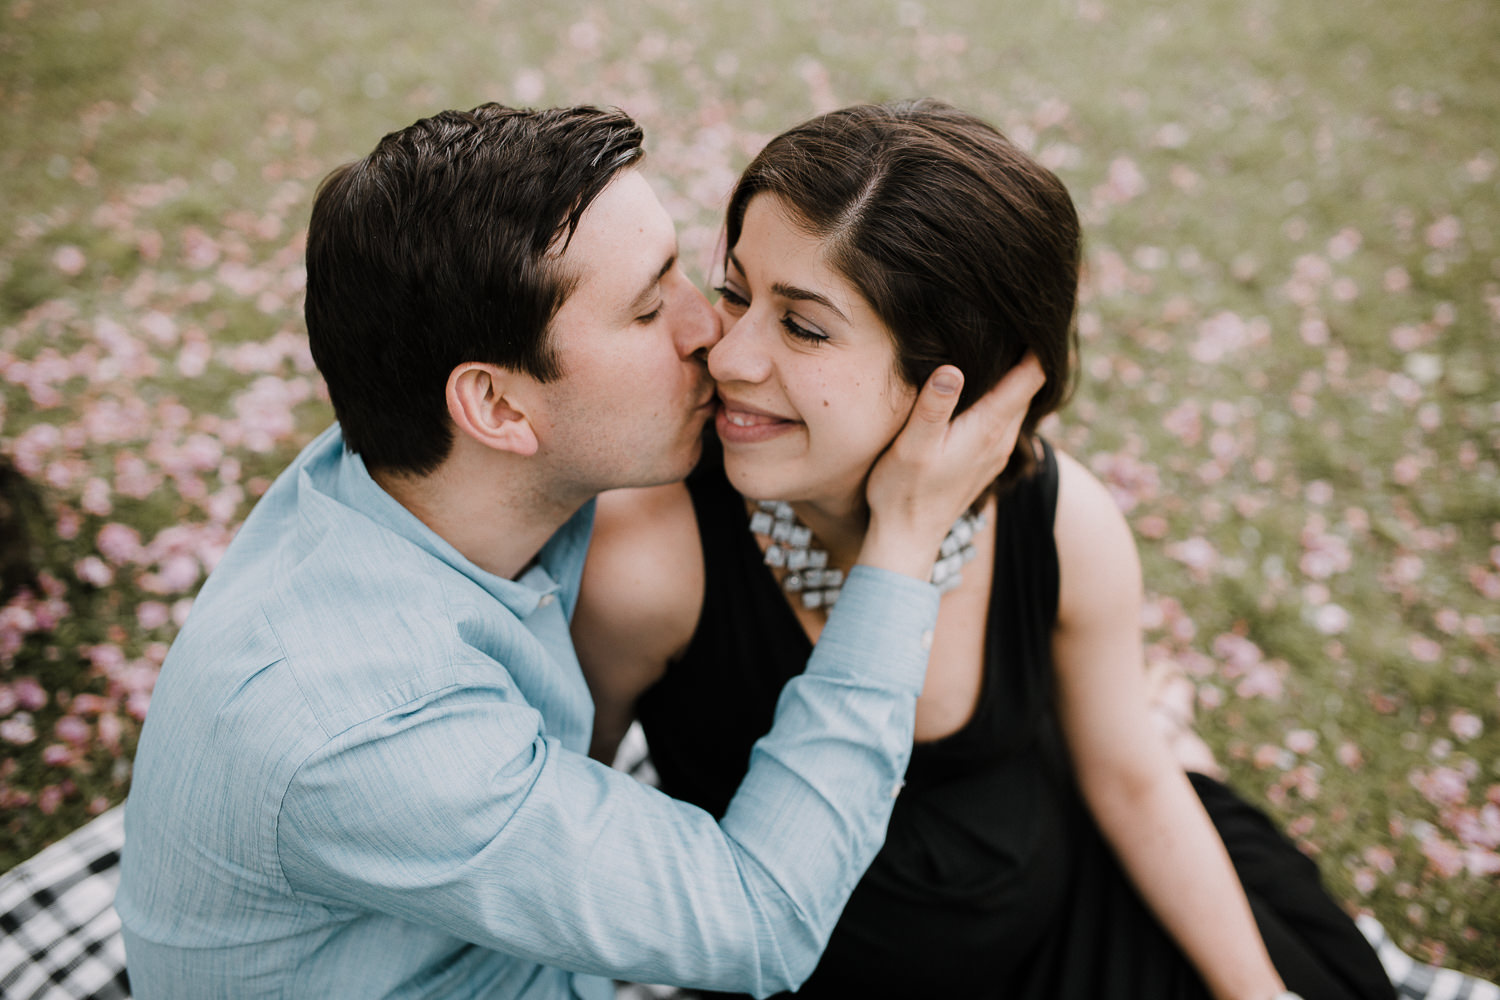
[[678, 282, 721, 360]]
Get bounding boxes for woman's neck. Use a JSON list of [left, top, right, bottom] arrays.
[[788, 493, 869, 569]]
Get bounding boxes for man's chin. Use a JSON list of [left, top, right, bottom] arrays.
[[630, 437, 704, 490], [664, 437, 706, 483]]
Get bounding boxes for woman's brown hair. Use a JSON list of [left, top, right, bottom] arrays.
[[724, 99, 1080, 492]]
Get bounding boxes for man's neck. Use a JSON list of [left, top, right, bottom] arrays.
[[371, 446, 583, 581]]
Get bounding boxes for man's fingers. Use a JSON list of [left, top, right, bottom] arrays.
[[864, 356, 1046, 572], [894, 356, 1043, 464], [954, 354, 1045, 438], [904, 365, 965, 437]]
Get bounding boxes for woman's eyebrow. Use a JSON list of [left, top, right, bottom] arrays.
[[726, 250, 848, 322], [771, 282, 847, 322]]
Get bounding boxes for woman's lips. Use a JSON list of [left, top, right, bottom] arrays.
[[715, 399, 796, 444]]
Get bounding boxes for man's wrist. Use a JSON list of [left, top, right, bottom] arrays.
[[858, 516, 945, 582], [816, 566, 939, 693]]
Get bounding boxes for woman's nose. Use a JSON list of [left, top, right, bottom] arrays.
[[706, 310, 770, 384]]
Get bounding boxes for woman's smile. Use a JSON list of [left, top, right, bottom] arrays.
[[715, 395, 799, 444]]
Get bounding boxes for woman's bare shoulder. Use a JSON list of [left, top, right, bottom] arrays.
[[576, 482, 704, 679], [1050, 447, 1143, 628]]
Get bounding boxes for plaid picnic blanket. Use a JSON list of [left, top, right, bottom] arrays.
[[2, 726, 1494, 999], [1354, 915, 1500, 1000], [0, 806, 129, 1000]]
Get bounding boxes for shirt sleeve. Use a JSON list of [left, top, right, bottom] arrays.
[[276, 566, 937, 997]]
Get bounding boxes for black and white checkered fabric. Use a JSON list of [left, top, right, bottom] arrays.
[[0, 806, 129, 1000], [1356, 915, 1500, 1000], [1, 725, 1493, 999]]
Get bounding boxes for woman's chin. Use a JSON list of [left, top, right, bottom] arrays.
[[721, 460, 780, 503], [720, 435, 876, 501]]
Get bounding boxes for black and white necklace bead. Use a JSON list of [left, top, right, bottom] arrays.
[[749, 500, 986, 610]]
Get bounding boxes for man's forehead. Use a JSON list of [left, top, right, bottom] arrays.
[[558, 170, 669, 248], [553, 169, 676, 307]]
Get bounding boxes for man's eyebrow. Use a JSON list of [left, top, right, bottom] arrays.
[[626, 252, 677, 314], [726, 251, 848, 322]]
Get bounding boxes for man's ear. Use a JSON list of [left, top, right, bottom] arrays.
[[446, 363, 539, 457]]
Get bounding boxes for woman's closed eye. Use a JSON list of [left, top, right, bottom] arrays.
[[779, 315, 827, 344], [715, 284, 827, 345]]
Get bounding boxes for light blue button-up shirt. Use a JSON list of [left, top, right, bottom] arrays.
[[117, 425, 939, 999]]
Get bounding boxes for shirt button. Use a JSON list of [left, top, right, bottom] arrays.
[[890, 780, 905, 798], [538, 594, 556, 608], [919, 629, 934, 651]]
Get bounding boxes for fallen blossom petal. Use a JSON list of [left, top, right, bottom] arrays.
[[52, 245, 87, 276], [75, 556, 115, 587], [1286, 729, 1319, 754], [1, 713, 37, 744], [1450, 709, 1483, 742]]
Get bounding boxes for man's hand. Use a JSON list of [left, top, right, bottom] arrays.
[[860, 355, 1046, 580]]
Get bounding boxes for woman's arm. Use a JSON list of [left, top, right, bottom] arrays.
[[573, 482, 704, 762], [1050, 450, 1286, 1000]]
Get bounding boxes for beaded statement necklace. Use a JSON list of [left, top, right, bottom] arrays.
[[749, 500, 987, 610]]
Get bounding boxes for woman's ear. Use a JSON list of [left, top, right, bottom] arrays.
[[446, 363, 539, 457]]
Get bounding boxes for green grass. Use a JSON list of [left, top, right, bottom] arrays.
[[2, 0, 1497, 979]]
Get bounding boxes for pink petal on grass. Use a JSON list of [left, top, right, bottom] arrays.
[[1286, 729, 1319, 754], [136, 601, 171, 630], [1103, 157, 1148, 203], [1419, 834, 1465, 878], [1313, 603, 1349, 635], [1161, 400, 1202, 445], [1424, 215, 1462, 250], [37, 785, 64, 815], [1463, 848, 1500, 877], [75, 556, 114, 587], [1365, 845, 1397, 874], [42, 743, 75, 766], [1411, 766, 1469, 807], [52, 245, 87, 276], [97, 712, 123, 752], [85, 643, 126, 674], [97, 523, 144, 565], [0, 714, 37, 745], [1165, 537, 1219, 579], [1449, 710, 1483, 742], [13, 677, 47, 710], [1327, 227, 1362, 260], [54, 714, 90, 746], [1235, 661, 1285, 700], [1407, 635, 1442, 663], [70, 694, 111, 716], [80, 477, 113, 516]]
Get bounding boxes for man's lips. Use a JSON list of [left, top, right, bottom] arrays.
[[683, 380, 718, 415]]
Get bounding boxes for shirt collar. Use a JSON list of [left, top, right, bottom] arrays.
[[305, 425, 595, 619]]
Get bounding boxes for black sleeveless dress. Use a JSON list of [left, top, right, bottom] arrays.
[[636, 438, 1394, 1000]]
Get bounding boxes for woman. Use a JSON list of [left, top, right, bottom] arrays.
[[574, 100, 1393, 1000]]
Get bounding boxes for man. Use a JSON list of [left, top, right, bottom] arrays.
[[116, 103, 1042, 999]]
